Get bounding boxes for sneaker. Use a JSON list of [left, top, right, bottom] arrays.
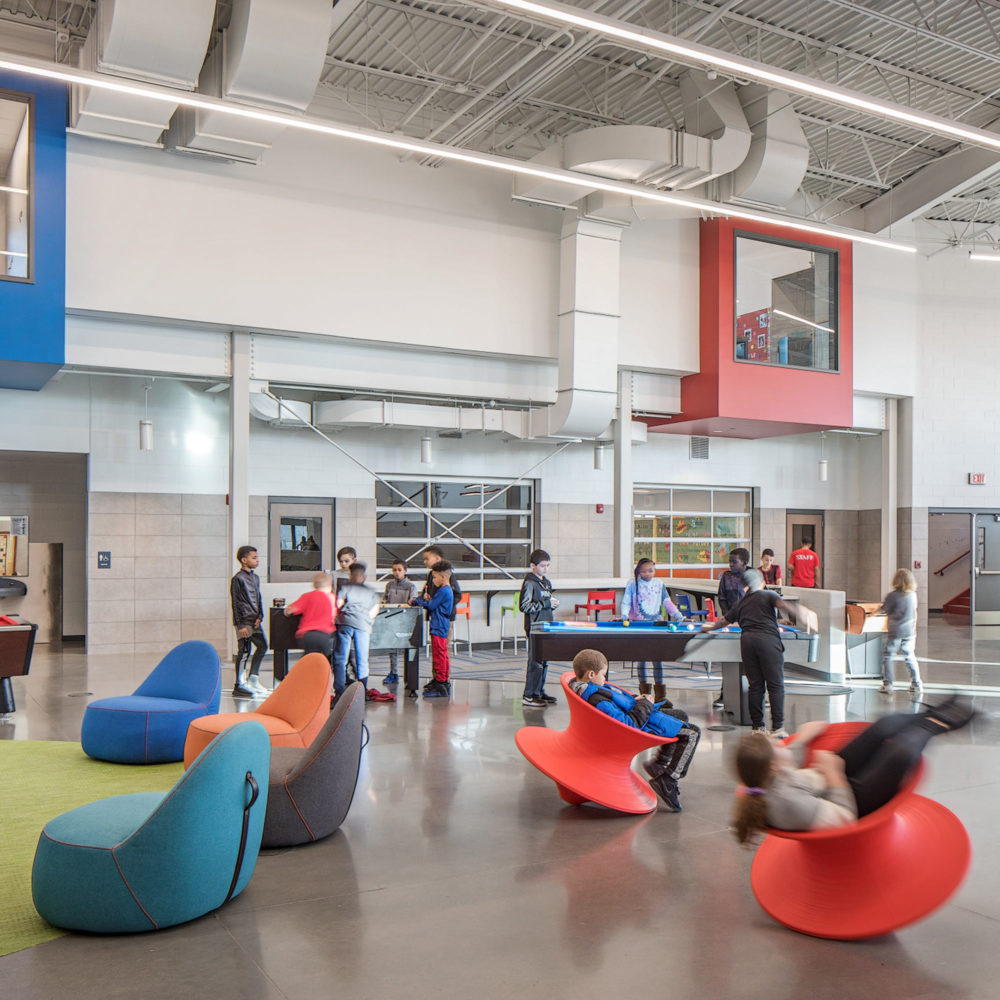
[[751, 726, 767, 734], [712, 692, 725, 707], [423, 681, 451, 699], [879, 684, 894, 695], [522, 695, 546, 707], [770, 727, 789, 740], [384, 671, 399, 685], [650, 774, 682, 812], [909, 682, 923, 700], [926, 695, 977, 731], [232, 683, 254, 699], [247, 675, 269, 696], [539, 693, 557, 704], [422, 678, 437, 693]]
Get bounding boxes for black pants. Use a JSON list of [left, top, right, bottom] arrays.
[[838, 712, 942, 816], [300, 629, 333, 662], [236, 625, 268, 680], [741, 631, 785, 730], [651, 707, 701, 781]]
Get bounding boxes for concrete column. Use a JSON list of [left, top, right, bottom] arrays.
[[880, 397, 898, 595], [613, 369, 633, 578], [228, 331, 251, 658]]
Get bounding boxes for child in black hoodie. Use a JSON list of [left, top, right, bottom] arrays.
[[520, 548, 559, 707]]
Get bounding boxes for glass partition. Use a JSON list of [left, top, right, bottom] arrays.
[[0, 91, 32, 282], [734, 231, 838, 372]]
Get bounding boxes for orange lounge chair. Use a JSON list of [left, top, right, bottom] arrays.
[[750, 721, 970, 939], [515, 671, 676, 814], [183, 652, 332, 768]]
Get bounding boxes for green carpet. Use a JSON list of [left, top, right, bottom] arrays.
[[0, 741, 182, 957]]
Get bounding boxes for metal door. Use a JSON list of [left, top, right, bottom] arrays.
[[973, 513, 1000, 624], [785, 512, 824, 587]]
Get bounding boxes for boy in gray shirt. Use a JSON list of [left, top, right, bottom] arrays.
[[382, 559, 416, 684], [333, 562, 381, 697]]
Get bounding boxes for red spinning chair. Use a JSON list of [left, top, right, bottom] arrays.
[[750, 721, 971, 940], [515, 671, 677, 814]]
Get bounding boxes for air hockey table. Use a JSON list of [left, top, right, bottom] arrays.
[[529, 620, 819, 725]]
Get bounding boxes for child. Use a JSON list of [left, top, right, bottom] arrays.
[[717, 547, 750, 616], [230, 545, 268, 698], [382, 559, 416, 684], [570, 648, 700, 812], [620, 557, 684, 704], [417, 544, 463, 693], [759, 548, 781, 586], [879, 568, 921, 698], [411, 560, 454, 698], [520, 548, 559, 707], [285, 572, 336, 663], [732, 698, 975, 843], [333, 562, 380, 697], [704, 569, 812, 738], [334, 546, 357, 594]]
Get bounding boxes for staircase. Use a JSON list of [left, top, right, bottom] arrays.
[[942, 589, 971, 616]]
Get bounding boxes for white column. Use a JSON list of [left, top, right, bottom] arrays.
[[228, 331, 251, 658], [881, 397, 898, 595], [613, 369, 633, 578]]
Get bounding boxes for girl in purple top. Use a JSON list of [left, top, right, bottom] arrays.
[[620, 558, 684, 704]]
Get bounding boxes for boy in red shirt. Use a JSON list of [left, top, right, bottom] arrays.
[[788, 538, 821, 588], [285, 572, 337, 663]]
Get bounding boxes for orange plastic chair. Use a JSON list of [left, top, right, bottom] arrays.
[[515, 671, 677, 814], [573, 589, 617, 621], [749, 721, 971, 939], [703, 598, 716, 622], [183, 652, 332, 768], [451, 592, 472, 653]]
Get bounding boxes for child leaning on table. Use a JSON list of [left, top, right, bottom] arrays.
[[569, 649, 701, 813], [382, 559, 416, 684]]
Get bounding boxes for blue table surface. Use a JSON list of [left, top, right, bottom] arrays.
[[536, 621, 806, 635]]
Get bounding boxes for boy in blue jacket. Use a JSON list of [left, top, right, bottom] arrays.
[[411, 560, 455, 699], [569, 648, 701, 812]]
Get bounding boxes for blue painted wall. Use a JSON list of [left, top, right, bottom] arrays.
[[0, 74, 66, 391]]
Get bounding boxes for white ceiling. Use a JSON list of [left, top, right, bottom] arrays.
[[3, 0, 1000, 250]]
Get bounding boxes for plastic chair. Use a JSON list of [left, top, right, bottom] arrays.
[[451, 592, 472, 653], [81, 641, 222, 764], [262, 682, 366, 848], [749, 722, 971, 940], [32, 721, 270, 933], [673, 593, 693, 616], [515, 671, 677, 814], [703, 598, 717, 622], [573, 589, 617, 621], [499, 596, 522, 653], [183, 653, 331, 767]]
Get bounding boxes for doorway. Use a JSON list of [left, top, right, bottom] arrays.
[[928, 512, 971, 612], [785, 511, 824, 587]]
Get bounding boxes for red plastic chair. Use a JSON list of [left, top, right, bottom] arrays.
[[573, 589, 617, 621], [749, 721, 971, 940], [515, 671, 677, 814], [703, 598, 716, 622]]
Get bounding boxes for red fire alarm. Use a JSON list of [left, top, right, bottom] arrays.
[[914, 561, 921, 570], [595, 504, 605, 514]]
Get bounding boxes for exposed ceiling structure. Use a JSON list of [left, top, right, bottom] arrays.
[[3, 0, 1000, 252]]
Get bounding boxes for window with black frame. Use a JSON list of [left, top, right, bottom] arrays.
[[734, 231, 838, 372], [375, 478, 534, 579]]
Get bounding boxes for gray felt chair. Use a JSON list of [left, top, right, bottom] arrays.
[[261, 680, 367, 848]]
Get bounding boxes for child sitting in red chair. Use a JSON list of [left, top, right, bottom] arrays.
[[569, 649, 701, 812]]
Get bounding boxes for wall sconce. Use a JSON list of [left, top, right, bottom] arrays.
[[420, 436, 432, 464], [139, 383, 153, 451], [818, 431, 828, 481]]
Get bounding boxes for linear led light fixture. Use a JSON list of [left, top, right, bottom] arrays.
[[0, 248, 27, 257], [969, 252, 1000, 261], [0, 184, 28, 194], [772, 308, 835, 333], [483, 0, 1000, 158], [0, 49, 915, 254]]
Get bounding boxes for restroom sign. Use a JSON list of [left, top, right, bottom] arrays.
[[969, 473, 986, 485]]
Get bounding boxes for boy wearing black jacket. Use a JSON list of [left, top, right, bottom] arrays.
[[520, 548, 559, 707]]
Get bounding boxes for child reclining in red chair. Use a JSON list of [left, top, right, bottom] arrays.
[[569, 649, 701, 813], [732, 696, 976, 843]]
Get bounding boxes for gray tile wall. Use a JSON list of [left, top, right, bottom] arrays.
[[540, 502, 614, 576], [88, 493, 230, 657]]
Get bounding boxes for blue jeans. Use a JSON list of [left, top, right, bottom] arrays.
[[334, 626, 370, 696], [882, 635, 920, 687], [637, 661, 663, 685]]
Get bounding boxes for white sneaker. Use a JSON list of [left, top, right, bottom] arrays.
[[247, 675, 269, 697], [770, 727, 789, 740], [879, 684, 894, 695], [751, 726, 767, 734], [909, 682, 923, 701]]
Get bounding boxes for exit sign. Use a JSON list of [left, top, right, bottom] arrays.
[[969, 473, 986, 485]]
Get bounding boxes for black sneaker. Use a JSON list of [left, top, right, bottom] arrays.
[[521, 695, 546, 707], [650, 774, 682, 812], [422, 678, 436, 692], [712, 692, 725, 707], [232, 684, 254, 699], [539, 693, 557, 704], [384, 671, 399, 685], [423, 680, 450, 699], [926, 695, 977, 731]]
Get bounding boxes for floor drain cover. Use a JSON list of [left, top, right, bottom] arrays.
[[706, 724, 736, 731], [67, 692, 93, 698]]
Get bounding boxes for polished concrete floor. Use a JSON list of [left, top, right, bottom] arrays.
[[5, 617, 1000, 999]]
